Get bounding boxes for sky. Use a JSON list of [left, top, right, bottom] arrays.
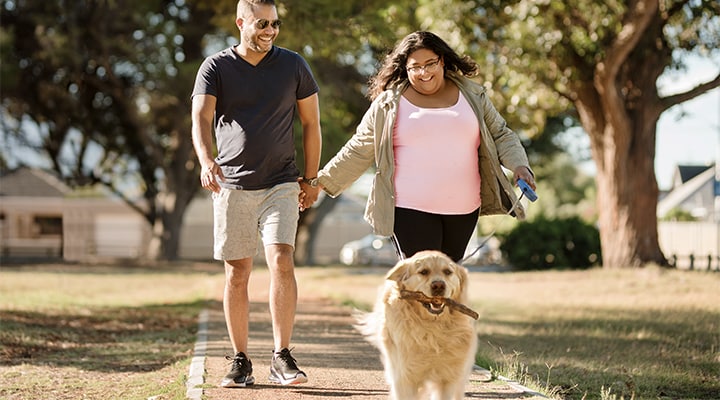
[[655, 63, 719, 190]]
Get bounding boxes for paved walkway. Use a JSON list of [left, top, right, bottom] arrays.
[[189, 272, 546, 400]]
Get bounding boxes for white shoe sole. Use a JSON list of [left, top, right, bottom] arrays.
[[220, 375, 255, 387], [268, 372, 308, 385]]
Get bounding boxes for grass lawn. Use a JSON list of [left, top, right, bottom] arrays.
[[298, 265, 720, 400], [1, 262, 718, 400], [469, 268, 720, 399], [0, 262, 224, 400]]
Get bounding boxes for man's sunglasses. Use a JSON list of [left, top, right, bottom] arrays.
[[253, 19, 282, 29]]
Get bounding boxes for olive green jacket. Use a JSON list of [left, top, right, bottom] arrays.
[[318, 72, 531, 236]]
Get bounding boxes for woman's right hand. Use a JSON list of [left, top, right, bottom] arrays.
[[513, 166, 536, 190]]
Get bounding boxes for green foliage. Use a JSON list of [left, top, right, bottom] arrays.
[[500, 216, 601, 270], [397, 0, 572, 139], [660, 208, 697, 222], [529, 153, 597, 222]]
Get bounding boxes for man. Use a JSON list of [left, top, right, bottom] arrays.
[[190, 0, 321, 388]]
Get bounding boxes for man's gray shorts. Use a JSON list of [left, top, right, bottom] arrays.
[[212, 182, 300, 261]]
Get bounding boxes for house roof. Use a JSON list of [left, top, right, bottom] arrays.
[[673, 164, 713, 188], [0, 168, 70, 198]]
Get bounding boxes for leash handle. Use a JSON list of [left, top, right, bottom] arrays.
[[517, 178, 538, 202]]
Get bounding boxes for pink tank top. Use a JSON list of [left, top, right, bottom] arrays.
[[393, 92, 481, 214]]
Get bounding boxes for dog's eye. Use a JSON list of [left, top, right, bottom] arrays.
[[443, 268, 453, 276], [419, 269, 430, 275]]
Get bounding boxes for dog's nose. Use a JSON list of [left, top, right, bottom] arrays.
[[430, 280, 445, 296]]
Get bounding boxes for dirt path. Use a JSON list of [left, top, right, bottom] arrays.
[[198, 272, 544, 400]]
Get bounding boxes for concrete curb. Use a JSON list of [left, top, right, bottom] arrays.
[[472, 366, 548, 398], [186, 309, 209, 400]]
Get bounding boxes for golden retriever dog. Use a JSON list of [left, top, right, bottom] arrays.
[[355, 250, 478, 400]]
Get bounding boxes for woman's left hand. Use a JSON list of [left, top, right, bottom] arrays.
[[513, 166, 536, 190]]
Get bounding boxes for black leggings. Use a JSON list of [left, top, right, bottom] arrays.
[[393, 207, 480, 262]]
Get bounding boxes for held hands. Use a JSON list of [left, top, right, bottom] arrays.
[[298, 178, 321, 211], [513, 166, 536, 190], [200, 163, 225, 193]]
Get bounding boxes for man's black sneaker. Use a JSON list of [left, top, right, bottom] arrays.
[[268, 348, 308, 385], [220, 352, 255, 388]]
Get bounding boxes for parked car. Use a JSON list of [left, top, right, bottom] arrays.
[[339, 234, 398, 266], [460, 236, 500, 266]]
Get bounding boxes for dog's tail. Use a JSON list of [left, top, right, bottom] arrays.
[[352, 309, 381, 346]]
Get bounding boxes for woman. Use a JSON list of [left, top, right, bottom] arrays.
[[313, 31, 535, 262]]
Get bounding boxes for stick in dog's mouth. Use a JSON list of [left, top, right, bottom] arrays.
[[424, 297, 446, 315], [399, 290, 479, 320]]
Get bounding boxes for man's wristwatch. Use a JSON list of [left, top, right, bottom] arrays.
[[301, 176, 319, 187]]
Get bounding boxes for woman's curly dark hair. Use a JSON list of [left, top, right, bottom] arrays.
[[367, 31, 478, 100]]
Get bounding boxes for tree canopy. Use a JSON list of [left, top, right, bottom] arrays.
[[491, 0, 720, 267], [1, 0, 217, 259], [2, 0, 717, 266]]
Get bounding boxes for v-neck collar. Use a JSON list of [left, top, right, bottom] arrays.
[[232, 45, 275, 68]]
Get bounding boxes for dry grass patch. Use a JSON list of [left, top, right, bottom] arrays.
[[297, 265, 720, 400], [467, 267, 719, 399], [0, 262, 225, 400], [1, 262, 717, 400]]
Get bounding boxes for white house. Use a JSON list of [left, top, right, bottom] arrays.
[[0, 168, 150, 261], [0, 167, 372, 264], [657, 164, 719, 270]]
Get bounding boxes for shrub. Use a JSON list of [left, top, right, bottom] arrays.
[[500, 216, 601, 270]]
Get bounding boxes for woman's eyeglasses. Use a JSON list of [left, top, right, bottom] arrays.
[[253, 19, 282, 29], [406, 58, 441, 75]]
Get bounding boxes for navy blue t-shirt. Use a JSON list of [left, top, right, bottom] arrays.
[[192, 45, 319, 190]]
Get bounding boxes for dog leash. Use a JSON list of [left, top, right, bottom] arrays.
[[391, 178, 537, 264]]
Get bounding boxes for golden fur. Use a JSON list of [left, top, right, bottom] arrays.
[[355, 250, 478, 400]]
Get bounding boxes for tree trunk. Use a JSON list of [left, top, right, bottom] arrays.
[[579, 84, 668, 268], [570, 0, 674, 268], [146, 180, 197, 261], [594, 135, 667, 268], [159, 204, 185, 261], [295, 195, 340, 265]]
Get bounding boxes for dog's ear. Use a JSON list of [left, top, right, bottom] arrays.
[[385, 259, 410, 282], [456, 264, 469, 301]]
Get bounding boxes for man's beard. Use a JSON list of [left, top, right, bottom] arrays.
[[243, 32, 272, 53]]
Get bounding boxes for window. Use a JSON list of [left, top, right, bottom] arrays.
[[34, 216, 63, 236]]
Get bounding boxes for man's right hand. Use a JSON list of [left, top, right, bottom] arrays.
[[200, 163, 224, 193]]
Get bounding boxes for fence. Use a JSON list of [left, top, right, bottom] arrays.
[[658, 221, 720, 271]]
